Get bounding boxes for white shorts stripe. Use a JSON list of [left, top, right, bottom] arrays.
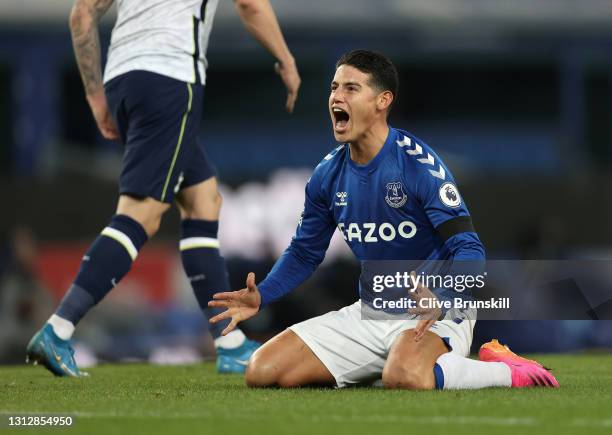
[[180, 237, 220, 251], [101, 227, 139, 260]]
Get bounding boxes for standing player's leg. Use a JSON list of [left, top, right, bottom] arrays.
[[173, 76, 260, 373], [27, 195, 169, 376], [383, 327, 558, 390], [175, 175, 259, 374], [52, 196, 168, 334], [27, 71, 195, 377], [245, 329, 336, 387]]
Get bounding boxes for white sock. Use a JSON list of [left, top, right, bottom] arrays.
[[436, 352, 511, 389], [47, 314, 75, 341], [214, 329, 246, 349]]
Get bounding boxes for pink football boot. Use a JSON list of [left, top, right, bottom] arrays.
[[479, 339, 559, 388]]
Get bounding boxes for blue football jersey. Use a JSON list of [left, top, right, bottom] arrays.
[[258, 127, 485, 306]]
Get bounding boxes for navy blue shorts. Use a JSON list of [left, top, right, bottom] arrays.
[[105, 71, 216, 204]]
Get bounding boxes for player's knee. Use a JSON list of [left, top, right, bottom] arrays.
[[245, 354, 279, 388], [202, 189, 222, 216], [177, 187, 222, 220], [117, 195, 169, 237], [134, 211, 164, 237], [188, 192, 221, 220], [382, 365, 433, 390], [245, 351, 301, 388], [207, 190, 222, 216], [143, 216, 163, 237], [275, 375, 303, 389]]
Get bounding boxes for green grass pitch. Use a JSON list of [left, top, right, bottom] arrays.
[[1, 354, 611, 435]]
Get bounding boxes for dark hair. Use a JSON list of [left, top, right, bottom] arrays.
[[336, 50, 399, 105]]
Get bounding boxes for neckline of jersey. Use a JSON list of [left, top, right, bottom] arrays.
[[345, 127, 395, 174]]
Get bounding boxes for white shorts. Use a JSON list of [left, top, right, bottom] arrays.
[[289, 300, 475, 388]]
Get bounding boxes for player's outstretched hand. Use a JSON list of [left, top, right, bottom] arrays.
[[86, 90, 120, 141], [275, 58, 301, 113], [407, 271, 442, 342], [208, 272, 262, 336]]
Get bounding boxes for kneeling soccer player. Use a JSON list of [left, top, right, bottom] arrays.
[[209, 50, 559, 390]]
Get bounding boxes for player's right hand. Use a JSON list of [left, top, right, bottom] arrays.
[[208, 272, 262, 336], [275, 57, 301, 114], [86, 90, 120, 141]]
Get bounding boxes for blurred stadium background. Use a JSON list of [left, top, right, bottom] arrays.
[[1, 0, 611, 366]]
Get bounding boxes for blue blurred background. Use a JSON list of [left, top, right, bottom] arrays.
[[1, 0, 611, 365]]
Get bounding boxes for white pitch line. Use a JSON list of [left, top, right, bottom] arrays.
[[312, 415, 537, 426], [572, 418, 612, 428]]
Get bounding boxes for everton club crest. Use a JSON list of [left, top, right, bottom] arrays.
[[385, 182, 407, 208]]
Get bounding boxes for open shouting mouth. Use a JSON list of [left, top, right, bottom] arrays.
[[332, 107, 350, 134]]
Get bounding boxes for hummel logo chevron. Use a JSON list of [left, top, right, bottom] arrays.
[[405, 143, 422, 156], [417, 153, 435, 166], [397, 135, 447, 181], [429, 166, 446, 180], [396, 137, 411, 147]]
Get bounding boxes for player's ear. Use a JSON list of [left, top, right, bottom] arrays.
[[377, 90, 393, 112]]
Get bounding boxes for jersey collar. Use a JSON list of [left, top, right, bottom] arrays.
[[346, 127, 396, 174]]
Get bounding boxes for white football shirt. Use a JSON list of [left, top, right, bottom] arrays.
[[103, 0, 220, 84]]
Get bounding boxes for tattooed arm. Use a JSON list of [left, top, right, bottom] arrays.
[[69, 0, 119, 140]]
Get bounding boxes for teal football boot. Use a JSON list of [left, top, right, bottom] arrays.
[[26, 324, 86, 377], [216, 339, 260, 374]]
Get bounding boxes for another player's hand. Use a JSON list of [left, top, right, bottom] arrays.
[[208, 272, 262, 336], [86, 89, 120, 141], [407, 271, 442, 342], [274, 57, 301, 113]]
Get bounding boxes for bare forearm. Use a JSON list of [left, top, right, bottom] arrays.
[[235, 0, 294, 66], [69, 0, 113, 96]]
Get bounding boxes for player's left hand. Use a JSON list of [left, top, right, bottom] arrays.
[[275, 57, 301, 113], [407, 271, 442, 342]]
